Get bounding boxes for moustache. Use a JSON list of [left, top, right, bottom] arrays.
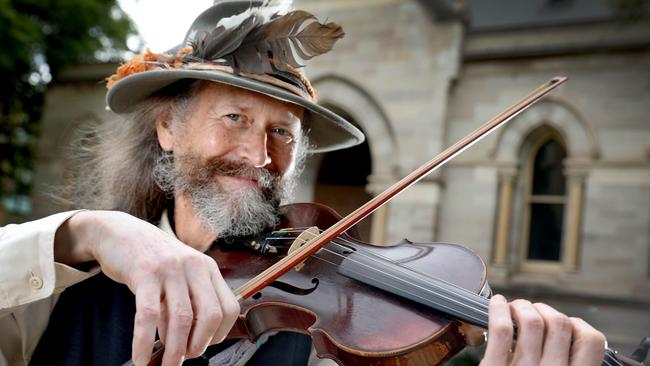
[[199, 158, 280, 190]]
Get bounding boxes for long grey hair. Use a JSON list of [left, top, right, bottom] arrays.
[[64, 80, 204, 224]]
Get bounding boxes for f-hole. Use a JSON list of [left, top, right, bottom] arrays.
[[252, 278, 320, 298]]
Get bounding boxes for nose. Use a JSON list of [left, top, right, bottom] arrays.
[[238, 128, 271, 168]]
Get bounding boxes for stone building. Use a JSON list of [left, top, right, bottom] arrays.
[[30, 0, 650, 358]]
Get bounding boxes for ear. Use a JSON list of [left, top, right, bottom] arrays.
[[155, 113, 174, 152]]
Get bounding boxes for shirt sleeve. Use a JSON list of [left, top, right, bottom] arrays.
[[0, 211, 99, 312]]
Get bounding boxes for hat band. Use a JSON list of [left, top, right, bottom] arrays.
[[185, 62, 315, 102]]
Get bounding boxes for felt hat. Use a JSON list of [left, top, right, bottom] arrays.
[[105, 0, 364, 153]]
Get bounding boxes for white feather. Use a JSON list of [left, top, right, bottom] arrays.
[[215, 0, 293, 30], [261, 0, 293, 14]]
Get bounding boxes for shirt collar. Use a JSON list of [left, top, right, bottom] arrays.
[[159, 209, 175, 236]]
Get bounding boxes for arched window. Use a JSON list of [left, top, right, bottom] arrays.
[[492, 102, 594, 274], [521, 132, 567, 271]]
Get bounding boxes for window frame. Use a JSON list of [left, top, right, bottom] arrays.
[[519, 129, 568, 273]]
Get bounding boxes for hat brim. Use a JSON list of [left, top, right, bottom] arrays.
[[106, 69, 364, 153]]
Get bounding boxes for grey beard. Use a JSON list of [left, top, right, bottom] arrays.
[[153, 148, 305, 238], [188, 182, 280, 237]]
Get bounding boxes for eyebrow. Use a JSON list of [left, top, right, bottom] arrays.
[[214, 102, 250, 112], [274, 119, 301, 131]]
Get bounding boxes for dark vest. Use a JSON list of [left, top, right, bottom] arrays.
[[29, 273, 136, 366], [29, 270, 243, 366]]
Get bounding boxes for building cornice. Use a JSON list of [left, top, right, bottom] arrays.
[[464, 21, 650, 61]]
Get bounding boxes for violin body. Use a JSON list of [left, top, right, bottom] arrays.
[[206, 203, 489, 365]]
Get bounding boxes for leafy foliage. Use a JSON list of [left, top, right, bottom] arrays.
[[0, 0, 134, 218]]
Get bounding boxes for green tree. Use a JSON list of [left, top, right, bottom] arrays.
[[0, 0, 135, 222]]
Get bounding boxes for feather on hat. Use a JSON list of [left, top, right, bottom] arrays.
[[106, 0, 364, 153]]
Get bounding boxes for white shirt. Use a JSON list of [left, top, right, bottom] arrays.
[[0, 211, 98, 366]]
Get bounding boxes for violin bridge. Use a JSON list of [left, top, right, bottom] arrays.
[[287, 226, 320, 271]]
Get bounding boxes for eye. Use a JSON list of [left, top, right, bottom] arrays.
[[226, 114, 242, 123], [271, 127, 288, 136], [270, 127, 294, 144]]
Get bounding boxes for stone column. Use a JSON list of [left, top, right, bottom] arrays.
[[367, 174, 441, 245], [493, 166, 518, 267], [369, 204, 390, 245], [366, 173, 397, 246], [562, 163, 589, 272]]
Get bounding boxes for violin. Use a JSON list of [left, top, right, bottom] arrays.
[[137, 202, 648, 366], [207, 201, 490, 365], [130, 77, 649, 365], [212, 203, 647, 366], [136, 209, 484, 365]]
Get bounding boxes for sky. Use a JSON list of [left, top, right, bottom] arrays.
[[118, 0, 214, 52]]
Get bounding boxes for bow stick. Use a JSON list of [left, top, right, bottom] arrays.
[[234, 75, 568, 301]]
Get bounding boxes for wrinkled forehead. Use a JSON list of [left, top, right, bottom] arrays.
[[197, 81, 305, 124]]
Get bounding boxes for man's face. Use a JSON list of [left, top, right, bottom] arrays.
[[156, 82, 306, 237]]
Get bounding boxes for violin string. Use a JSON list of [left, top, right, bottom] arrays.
[[306, 250, 490, 326], [602, 352, 616, 366], [334, 238, 490, 307], [603, 348, 622, 366], [271, 229, 477, 293], [329, 234, 492, 300], [602, 358, 612, 366], [294, 229, 490, 303], [266, 229, 490, 311], [267, 231, 491, 315], [283, 232, 491, 323], [273, 229, 460, 288], [326, 242, 487, 317]]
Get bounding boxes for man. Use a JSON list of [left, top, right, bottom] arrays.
[[0, 1, 606, 366]]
